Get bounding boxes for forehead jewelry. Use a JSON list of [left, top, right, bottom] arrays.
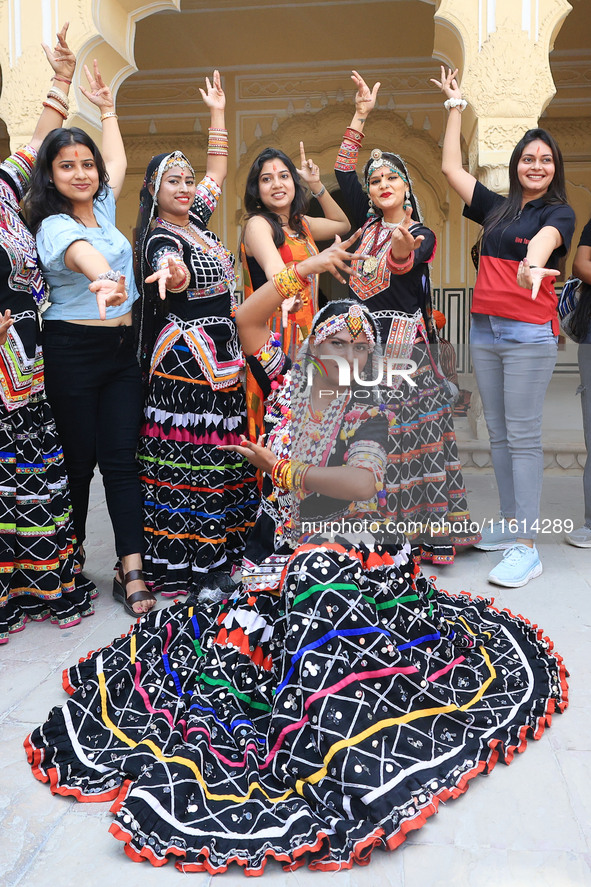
[[364, 148, 409, 190], [313, 303, 376, 350], [150, 151, 195, 194]]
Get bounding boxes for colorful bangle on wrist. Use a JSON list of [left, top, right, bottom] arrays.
[[386, 251, 414, 275], [166, 263, 191, 293], [208, 127, 229, 157], [335, 127, 364, 172], [271, 458, 292, 491], [291, 459, 310, 497], [272, 267, 306, 301], [344, 126, 364, 143], [43, 100, 67, 119], [293, 264, 310, 286]]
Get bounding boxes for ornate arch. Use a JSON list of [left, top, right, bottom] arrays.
[[0, 0, 180, 147]]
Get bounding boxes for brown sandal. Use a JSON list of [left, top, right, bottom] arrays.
[[112, 568, 156, 618]]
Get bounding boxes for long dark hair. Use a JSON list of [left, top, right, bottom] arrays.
[[242, 147, 309, 247], [483, 128, 567, 238], [25, 127, 109, 234], [133, 151, 178, 381]]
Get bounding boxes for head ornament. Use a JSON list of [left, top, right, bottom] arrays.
[[313, 303, 376, 350]]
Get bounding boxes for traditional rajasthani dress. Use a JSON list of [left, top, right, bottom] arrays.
[[0, 148, 96, 642], [138, 176, 258, 594], [26, 330, 567, 873], [241, 219, 319, 441], [335, 138, 479, 564]]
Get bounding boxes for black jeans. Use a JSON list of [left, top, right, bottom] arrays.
[[42, 320, 144, 558]]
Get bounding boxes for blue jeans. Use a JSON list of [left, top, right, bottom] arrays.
[[578, 333, 591, 528], [470, 314, 557, 540]]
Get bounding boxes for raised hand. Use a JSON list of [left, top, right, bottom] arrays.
[[80, 60, 114, 112], [0, 310, 13, 346], [517, 258, 560, 300], [351, 70, 380, 117], [89, 274, 128, 320], [145, 258, 189, 301], [199, 70, 225, 111], [430, 65, 462, 101], [390, 206, 424, 261], [42, 22, 75, 81], [296, 142, 322, 189], [299, 230, 367, 285], [42, 22, 75, 82]]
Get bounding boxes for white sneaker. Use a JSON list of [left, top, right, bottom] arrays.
[[488, 544, 543, 588], [565, 526, 591, 548]]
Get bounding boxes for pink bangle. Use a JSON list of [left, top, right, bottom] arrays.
[[386, 251, 414, 275], [52, 75, 72, 85]]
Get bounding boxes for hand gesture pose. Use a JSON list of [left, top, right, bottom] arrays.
[[301, 229, 366, 284], [42, 21, 75, 81], [218, 434, 277, 474], [0, 310, 13, 346], [296, 142, 322, 190], [390, 207, 425, 261], [351, 70, 380, 117], [430, 66, 462, 102], [199, 70, 225, 112], [517, 258, 560, 301], [145, 258, 190, 301], [80, 60, 114, 113], [89, 274, 128, 320]]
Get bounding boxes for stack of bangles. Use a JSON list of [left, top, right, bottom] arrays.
[[208, 128, 228, 157], [386, 251, 414, 275], [272, 265, 310, 302], [271, 458, 291, 491], [43, 84, 69, 119], [335, 126, 364, 171], [159, 258, 190, 292], [271, 458, 311, 496]]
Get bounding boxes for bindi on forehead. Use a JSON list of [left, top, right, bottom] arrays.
[[272, 162, 278, 172], [74, 150, 79, 157]]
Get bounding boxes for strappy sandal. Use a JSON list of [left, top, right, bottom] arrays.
[[112, 567, 157, 618]]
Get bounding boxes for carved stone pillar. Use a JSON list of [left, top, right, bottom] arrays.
[[0, 0, 179, 149], [433, 0, 572, 193]]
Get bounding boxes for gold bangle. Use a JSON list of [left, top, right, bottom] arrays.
[[272, 267, 305, 301], [100, 111, 118, 122]]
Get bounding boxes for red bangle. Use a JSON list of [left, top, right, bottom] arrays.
[[52, 75, 72, 85], [293, 263, 310, 286], [344, 126, 364, 143], [386, 251, 414, 275], [42, 101, 67, 119]]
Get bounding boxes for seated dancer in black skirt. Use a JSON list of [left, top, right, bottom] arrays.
[[25, 234, 567, 874]]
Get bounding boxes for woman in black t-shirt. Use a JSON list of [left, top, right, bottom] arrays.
[[433, 66, 575, 588]]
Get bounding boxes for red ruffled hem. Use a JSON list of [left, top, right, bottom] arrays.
[[24, 558, 569, 875]]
